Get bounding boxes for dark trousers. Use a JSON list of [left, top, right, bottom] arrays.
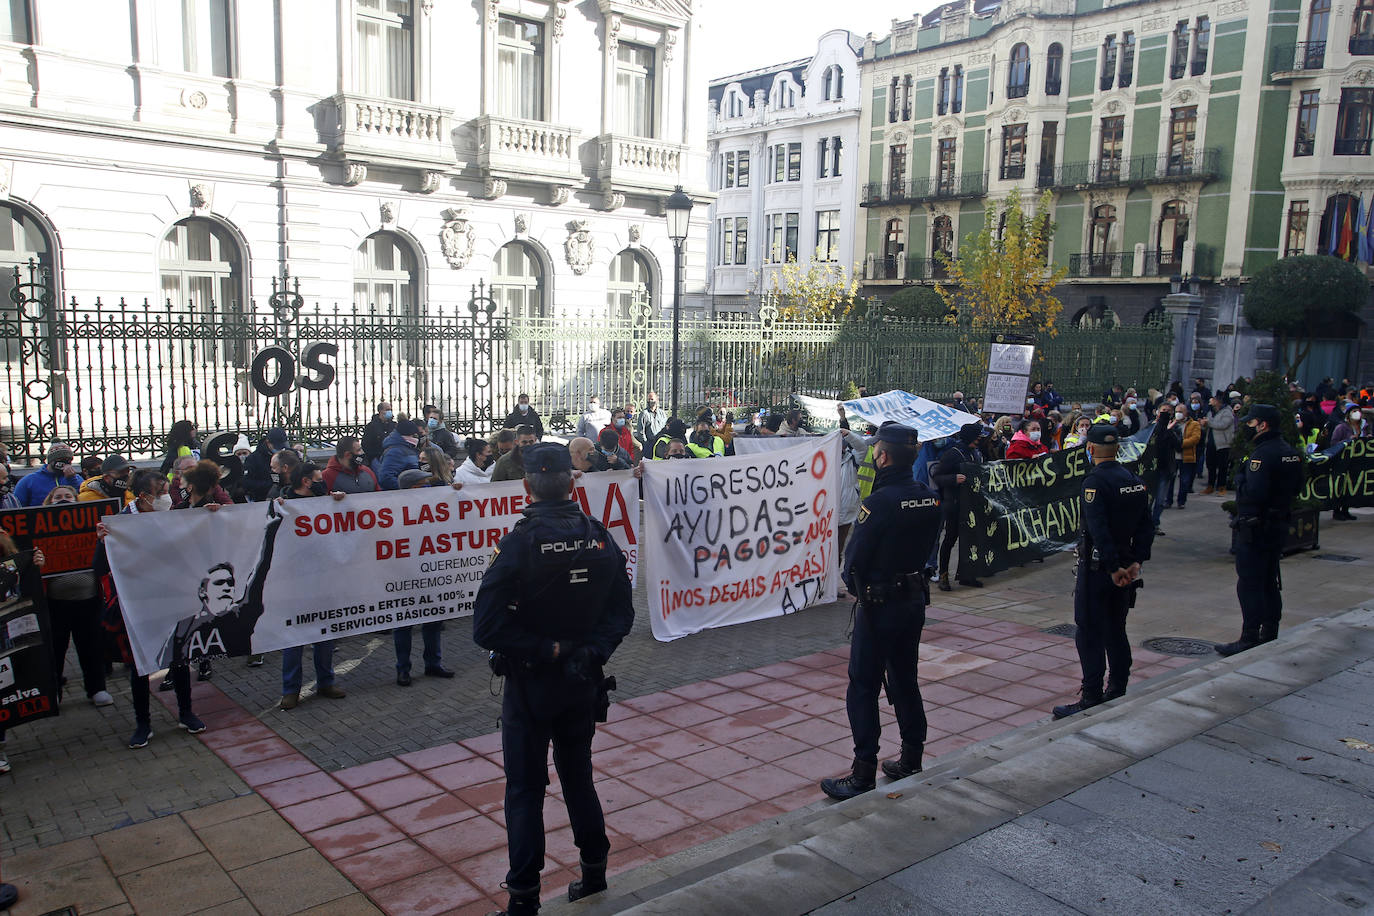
[[49, 595, 108, 698], [501, 671, 609, 893], [131, 663, 191, 726], [1176, 465, 1196, 506], [846, 601, 927, 764], [393, 622, 442, 674], [1073, 565, 1132, 692], [1207, 446, 1231, 488], [1152, 471, 1176, 525], [1235, 537, 1283, 633], [937, 510, 961, 577]]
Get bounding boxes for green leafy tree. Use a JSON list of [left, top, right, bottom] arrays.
[[935, 188, 1069, 333], [1242, 255, 1366, 379], [883, 285, 951, 321]]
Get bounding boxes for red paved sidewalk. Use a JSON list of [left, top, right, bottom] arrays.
[[165, 604, 1191, 916]]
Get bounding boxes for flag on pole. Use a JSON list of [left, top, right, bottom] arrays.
[[1329, 198, 1343, 256], [1364, 194, 1374, 264], [1339, 196, 1356, 260], [1360, 194, 1373, 264]]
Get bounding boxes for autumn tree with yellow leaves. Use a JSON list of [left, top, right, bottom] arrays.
[[935, 189, 1068, 333], [768, 257, 863, 322]]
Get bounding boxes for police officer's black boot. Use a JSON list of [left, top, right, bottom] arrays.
[[1052, 685, 1103, 719], [1215, 629, 1260, 656], [567, 859, 608, 902], [497, 885, 540, 915], [1257, 622, 1279, 644], [880, 742, 924, 780], [820, 759, 877, 800]]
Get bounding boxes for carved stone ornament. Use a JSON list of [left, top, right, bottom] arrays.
[[420, 170, 443, 194], [439, 208, 476, 270], [514, 212, 529, 235], [343, 162, 367, 186], [0, 161, 12, 198], [565, 220, 594, 275], [550, 185, 572, 206], [890, 130, 907, 145], [607, 14, 622, 52], [379, 200, 397, 224], [189, 182, 211, 210], [628, 223, 642, 244], [553, 3, 566, 40], [940, 122, 957, 138], [1142, 17, 1168, 32], [1004, 108, 1025, 124], [1349, 69, 1374, 85], [487, 0, 500, 28], [1176, 89, 1195, 103], [182, 90, 208, 110], [602, 189, 625, 211], [663, 30, 678, 63], [484, 176, 508, 200], [1106, 99, 1123, 114], [419, 0, 433, 12]]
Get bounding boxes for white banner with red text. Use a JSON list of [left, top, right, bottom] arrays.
[[105, 473, 639, 675], [642, 432, 840, 641]]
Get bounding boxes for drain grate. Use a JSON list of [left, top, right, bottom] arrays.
[[1142, 636, 1216, 657], [1315, 554, 1361, 563], [38, 909, 78, 916], [1041, 623, 1078, 638]]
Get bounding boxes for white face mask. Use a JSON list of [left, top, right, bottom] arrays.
[[1352, 411, 1363, 422], [153, 494, 173, 511], [1029, 431, 1042, 442]]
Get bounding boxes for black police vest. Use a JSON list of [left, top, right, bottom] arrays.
[[512, 511, 623, 642]]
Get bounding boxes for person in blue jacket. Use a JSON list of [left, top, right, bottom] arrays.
[[377, 419, 421, 490], [15, 444, 82, 506]]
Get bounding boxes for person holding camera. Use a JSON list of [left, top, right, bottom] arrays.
[[472, 443, 633, 916], [14, 444, 82, 506]]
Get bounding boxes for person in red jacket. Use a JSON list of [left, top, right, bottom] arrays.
[[600, 407, 639, 462], [322, 437, 379, 494], [1005, 418, 1050, 460]]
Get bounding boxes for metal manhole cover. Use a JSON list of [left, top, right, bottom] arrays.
[[1142, 637, 1216, 657], [1042, 623, 1077, 638], [1315, 554, 1361, 563]]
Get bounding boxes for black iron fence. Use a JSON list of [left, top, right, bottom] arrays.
[[2, 263, 1174, 461], [1271, 41, 1327, 72]]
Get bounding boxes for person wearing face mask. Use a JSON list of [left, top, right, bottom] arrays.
[[40, 485, 114, 708], [160, 419, 201, 482], [417, 446, 454, 487], [322, 437, 379, 494], [423, 407, 461, 461], [454, 437, 497, 485], [173, 460, 236, 510], [15, 443, 83, 507], [1151, 406, 1182, 533], [1218, 405, 1304, 655], [1202, 395, 1235, 496], [664, 438, 690, 458], [378, 419, 422, 490], [1118, 395, 1146, 437], [636, 392, 667, 452], [503, 394, 545, 440], [362, 401, 396, 466], [1005, 419, 1049, 460], [594, 429, 632, 469], [600, 409, 638, 462], [776, 408, 811, 437], [0, 463, 18, 510], [649, 417, 689, 460], [94, 470, 209, 749], [243, 427, 288, 502], [567, 437, 606, 473], [1172, 406, 1202, 508], [686, 420, 724, 457], [576, 397, 611, 441], [1063, 415, 1093, 448], [78, 454, 135, 505], [266, 448, 302, 501], [1330, 405, 1368, 521], [492, 426, 540, 481]]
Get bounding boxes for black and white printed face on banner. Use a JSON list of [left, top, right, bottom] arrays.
[[641, 432, 841, 641]]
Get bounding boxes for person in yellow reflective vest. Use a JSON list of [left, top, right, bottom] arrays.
[[687, 418, 724, 457]]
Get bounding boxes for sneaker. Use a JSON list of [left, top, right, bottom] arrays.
[[90, 690, 114, 707], [197, 659, 213, 681], [316, 684, 346, 700], [178, 713, 207, 734], [280, 693, 300, 710], [158, 676, 174, 692], [246, 655, 265, 667], [128, 724, 153, 749], [1155, 528, 1166, 536]]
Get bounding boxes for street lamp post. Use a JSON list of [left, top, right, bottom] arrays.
[[664, 185, 693, 418]]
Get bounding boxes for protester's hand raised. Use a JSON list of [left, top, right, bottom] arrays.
[[332, 491, 346, 501]]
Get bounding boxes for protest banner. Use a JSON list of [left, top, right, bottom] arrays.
[[731, 435, 807, 455], [957, 432, 1157, 579], [0, 499, 120, 577], [833, 391, 981, 441], [105, 473, 639, 675], [0, 552, 60, 732], [1302, 437, 1374, 508], [642, 433, 840, 641], [982, 340, 1035, 415]]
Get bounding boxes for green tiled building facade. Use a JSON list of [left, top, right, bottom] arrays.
[[857, 0, 1374, 388]]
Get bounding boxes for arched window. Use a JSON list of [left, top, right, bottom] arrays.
[[355, 231, 420, 363], [931, 215, 953, 279], [1008, 43, 1030, 98], [492, 241, 546, 360], [1089, 204, 1117, 275], [1045, 43, 1063, 95], [0, 203, 57, 364], [883, 218, 905, 279], [161, 217, 246, 366], [823, 64, 844, 100], [774, 78, 795, 109], [607, 248, 651, 319], [1158, 200, 1189, 270]]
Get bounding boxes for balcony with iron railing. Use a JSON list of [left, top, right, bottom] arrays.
[[1045, 79, 1062, 96], [1068, 252, 1133, 278], [1271, 41, 1327, 76], [1335, 136, 1372, 156], [907, 257, 952, 281], [999, 162, 1027, 181], [1047, 148, 1221, 189], [1351, 35, 1374, 54], [594, 134, 688, 192], [318, 93, 452, 167], [860, 172, 989, 205], [476, 115, 581, 181], [1007, 83, 1029, 99]]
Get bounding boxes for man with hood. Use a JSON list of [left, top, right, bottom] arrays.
[[15, 443, 82, 506], [378, 419, 422, 490], [243, 428, 287, 501]]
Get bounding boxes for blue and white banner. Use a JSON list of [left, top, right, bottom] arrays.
[[827, 390, 981, 441]]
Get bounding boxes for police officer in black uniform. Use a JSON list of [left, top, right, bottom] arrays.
[[1217, 404, 1304, 656], [473, 443, 634, 915], [932, 422, 986, 591], [821, 424, 943, 800], [1053, 423, 1154, 719]]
